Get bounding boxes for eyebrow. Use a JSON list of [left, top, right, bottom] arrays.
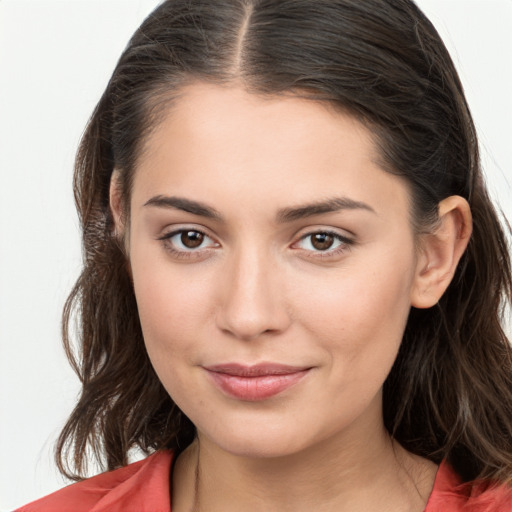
[[276, 197, 376, 223], [143, 195, 375, 223], [143, 195, 222, 220]]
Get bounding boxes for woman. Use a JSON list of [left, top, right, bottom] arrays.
[[17, 0, 512, 510]]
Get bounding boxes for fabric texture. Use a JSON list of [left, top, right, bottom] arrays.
[[16, 451, 173, 512], [16, 451, 512, 512], [425, 461, 512, 512]]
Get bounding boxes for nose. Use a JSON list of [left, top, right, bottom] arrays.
[[215, 247, 291, 341]]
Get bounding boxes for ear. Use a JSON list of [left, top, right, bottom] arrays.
[[411, 196, 472, 309], [109, 170, 131, 272], [109, 169, 125, 238]]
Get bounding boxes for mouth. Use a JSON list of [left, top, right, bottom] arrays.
[[203, 363, 312, 401]]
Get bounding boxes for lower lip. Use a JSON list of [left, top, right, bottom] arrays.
[[206, 370, 310, 401]]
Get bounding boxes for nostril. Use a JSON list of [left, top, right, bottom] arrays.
[[215, 303, 291, 341]]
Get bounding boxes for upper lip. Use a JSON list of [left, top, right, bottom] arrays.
[[204, 363, 311, 377]]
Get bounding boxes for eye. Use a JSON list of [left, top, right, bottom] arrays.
[[158, 229, 218, 254], [294, 231, 353, 255]]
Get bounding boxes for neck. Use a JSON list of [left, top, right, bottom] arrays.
[[172, 420, 437, 512]]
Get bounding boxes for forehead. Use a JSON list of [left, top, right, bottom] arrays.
[[144, 83, 375, 157], [132, 82, 411, 221]]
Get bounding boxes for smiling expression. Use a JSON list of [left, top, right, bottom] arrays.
[[118, 83, 423, 458]]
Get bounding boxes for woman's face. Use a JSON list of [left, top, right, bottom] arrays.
[[124, 83, 424, 458]]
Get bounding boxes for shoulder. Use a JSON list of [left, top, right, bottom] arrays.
[[426, 460, 512, 512], [15, 450, 173, 512]]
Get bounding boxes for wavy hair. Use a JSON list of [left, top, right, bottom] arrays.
[[56, 0, 512, 484]]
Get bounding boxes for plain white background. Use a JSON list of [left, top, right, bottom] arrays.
[[0, 0, 511, 509]]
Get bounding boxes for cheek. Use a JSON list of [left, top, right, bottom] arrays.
[[129, 245, 214, 363], [131, 264, 214, 412], [293, 247, 416, 379], [129, 254, 225, 418]]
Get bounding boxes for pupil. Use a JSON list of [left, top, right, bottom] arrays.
[[312, 233, 334, 251], [181, 231, 203, 248]]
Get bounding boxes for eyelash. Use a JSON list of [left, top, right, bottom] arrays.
[[293, 230, 354, 259], [157, 228, 354, 260], [158, 228, 218, 260]]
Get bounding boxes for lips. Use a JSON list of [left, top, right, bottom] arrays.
[[203, 363, 311, 401]]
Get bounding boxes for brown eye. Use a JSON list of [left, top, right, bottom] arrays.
[[310, 233, 334, 251], [181, 230, 204, 248], [159, 229, 218, 257], [294, 230, 352, 256]]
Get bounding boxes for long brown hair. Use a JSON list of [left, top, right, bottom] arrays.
[[56, 0, 512, 484]]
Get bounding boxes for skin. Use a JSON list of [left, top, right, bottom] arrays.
[[111, 83, 472, 512]]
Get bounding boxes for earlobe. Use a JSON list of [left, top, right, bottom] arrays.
[[411, 196, 472, 309]]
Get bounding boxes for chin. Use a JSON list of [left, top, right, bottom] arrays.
[[195, 415, 330, 460], [211, 433, 308, 460]]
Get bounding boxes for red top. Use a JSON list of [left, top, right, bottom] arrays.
[[16, 451, 512, 511]]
